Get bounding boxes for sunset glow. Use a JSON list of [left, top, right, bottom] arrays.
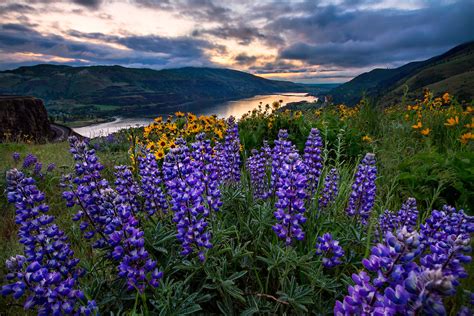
[[0, 0, 472, 82]]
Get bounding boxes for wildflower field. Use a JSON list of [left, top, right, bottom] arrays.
[[0, 91, 473, 315]]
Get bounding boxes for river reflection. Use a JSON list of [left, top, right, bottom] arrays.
[[73, 93, 317, 138]]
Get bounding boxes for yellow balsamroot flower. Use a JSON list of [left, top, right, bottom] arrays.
[[423, 89, 433, 104], [187, 113, 197, 122], [175, 111, 185, 117], [294, 111, 302, 119], [464, 117, 474, 129], [362, 135, 373, 143], [420, 128, 431, 136], [154, 116, 163, 123], [214, 128, 223, 139], [146, 142, 156, 150], [167, 123, 177, 132], [314, 110, 321, 117], [268, 122, 273, 129], [154, 150, 165, 160], [463, 106, 474, 115], [442, 93, 451, 104], [460, 132, 474, 144], [444, 116, 459, 127], [412, 121, 423, 129], [158, 138, 167, 148]]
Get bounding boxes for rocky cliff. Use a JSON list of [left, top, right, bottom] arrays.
[[0, 96, 52, 142]]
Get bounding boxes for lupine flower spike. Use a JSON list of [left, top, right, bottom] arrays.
[[2, 169, 97, 315], [346, 153, 377, 225], [247, 147, 271, 199], [62, 136, 163, 292], [273, 152, 308, 245], [137, 150, 168, 216], [215, 116, 241, 184], [163, 138, 213, 261], [304, 128, 323, 195], [271, 129, 297, 196], [318, 168, 339, 211], [315, 233, 344, 268]]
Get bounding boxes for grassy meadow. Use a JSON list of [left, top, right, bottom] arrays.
[[0, 91, 473, 315]]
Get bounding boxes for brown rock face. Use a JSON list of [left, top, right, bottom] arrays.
[[0, 96, 52, 142]]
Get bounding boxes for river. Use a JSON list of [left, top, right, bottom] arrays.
[[73, 93, 317, 138]]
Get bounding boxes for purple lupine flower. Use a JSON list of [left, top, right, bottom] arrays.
[[272, 152, 307, 245], [12, 152, 20, 162], [2, 169, 96, 315], [215, 116, 241, 184], [336, 204, 473, 315], [247, 147, 270, 200], [103, 188, 163, 292], [318, 168, 339, 211], [271, 130, 297, 196], [378, 197, 418, 239], [261, 140, 272, 160], [46, 163, 56, 172], [403, 268, 457, 315], [61, 136, 111, 249], [106, 134, 115, 143], [138, 150, 168, 216], [420, 206, 473, 281], [22, 154, 37, 168], [334, 271, 389, 315], [33, 162, 42, 176], [315, 233, 344, 268], [114, 165, 140, 215], [62, 136, 162, 292], [304, 128, 323, 194], [346, 153, 377, 225], [336, 227, 422, 315], [163, 138, 212, 261], [420, 205, 473, 251], [191, 133, 222, 212]]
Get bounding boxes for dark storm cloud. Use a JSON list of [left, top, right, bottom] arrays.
[[135, 0, 230, 22], [71, 0, 103, 9], [0, 24, 215, 69], [274, 0, 474, 67], [195, 23, 285, 47], [234, 53, 257, 65], [197, 24, 264, 45], [0, 3, 36, 14], [249, 60, 308, 74], [67, 29, 213, 58]]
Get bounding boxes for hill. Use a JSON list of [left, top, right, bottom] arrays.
[[0, 65, 306, 118], [0, 96, 51, 142], [330, 41, 474, 105]]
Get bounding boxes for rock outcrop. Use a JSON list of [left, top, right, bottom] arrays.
[[0, 96, 52, 142]]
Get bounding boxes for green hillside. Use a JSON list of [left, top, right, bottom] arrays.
[[331, 41, 474, 105], [0, 65, 306, 118]]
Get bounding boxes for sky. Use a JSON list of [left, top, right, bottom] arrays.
[[0, 0, 472, 83]]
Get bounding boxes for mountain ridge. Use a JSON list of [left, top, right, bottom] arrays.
[[0, 64, 308, 118], [330, 41, 474, 105]]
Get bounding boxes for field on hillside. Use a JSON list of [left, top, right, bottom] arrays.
[[0, 91, 473, 315]]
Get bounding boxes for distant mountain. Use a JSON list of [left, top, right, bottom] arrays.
[[330, 41, 474, 105], [0, 65, 306, 116]]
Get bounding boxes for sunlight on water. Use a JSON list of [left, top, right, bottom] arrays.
[[73, 93, 317, 138]]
